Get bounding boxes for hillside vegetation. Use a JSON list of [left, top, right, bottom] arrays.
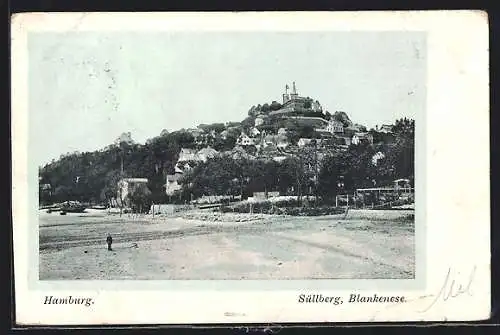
[[39, 95, 414, 208]]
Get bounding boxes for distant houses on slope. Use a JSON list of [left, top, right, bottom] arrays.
[[132, 82, 395, 199], [165, 147, 220, 196]]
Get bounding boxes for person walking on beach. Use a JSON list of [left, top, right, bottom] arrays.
[[106, 233, 113, 251]]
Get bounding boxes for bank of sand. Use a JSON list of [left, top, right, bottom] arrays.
[[39, 209, 414, 280]]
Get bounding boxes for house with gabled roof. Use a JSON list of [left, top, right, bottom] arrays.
[[352, 132, 374, 145], [236, 133, 255, 147]]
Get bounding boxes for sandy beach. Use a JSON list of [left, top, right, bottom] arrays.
[[39, 209, 414, 280]]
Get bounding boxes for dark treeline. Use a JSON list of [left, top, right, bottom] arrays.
[[39, 118, 414, 207], [39, 130, 196, 205]]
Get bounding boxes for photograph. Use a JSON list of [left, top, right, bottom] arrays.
[[34, 30, 419, 281], [11, 11, 489, 325]]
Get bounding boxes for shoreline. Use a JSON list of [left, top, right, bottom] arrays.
[[39, 209, 414, 280]]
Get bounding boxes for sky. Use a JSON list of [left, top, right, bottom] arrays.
[[29, 32, 426, 167]]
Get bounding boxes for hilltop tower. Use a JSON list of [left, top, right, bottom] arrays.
[[290, 81, 299, 100], [282, 84, 291, 104]]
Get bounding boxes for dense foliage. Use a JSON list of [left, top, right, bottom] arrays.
[[39, 112, 414, 210]]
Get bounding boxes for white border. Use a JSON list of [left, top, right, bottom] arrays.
[[12, 11, 490, 324]]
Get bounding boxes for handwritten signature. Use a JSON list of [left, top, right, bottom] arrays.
[[367, 266, 478, 321], [418, 265, 477, 313]]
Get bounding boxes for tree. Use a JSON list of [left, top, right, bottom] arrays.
[[128, 183, 152, 213], [298, 125, 317, 139], [279, 155, 310, 205], [318, 153, 343, 201], [261, 103, 271, 113], [198, 123, 226, 134], [248, 105, 258, 117], [241, 116, 255, 132], [270, 101, 282, 111]]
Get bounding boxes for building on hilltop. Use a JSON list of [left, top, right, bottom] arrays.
[[270, 82, 312, 117]]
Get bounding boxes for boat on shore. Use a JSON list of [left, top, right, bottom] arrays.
[[45, 201, 87, 213]]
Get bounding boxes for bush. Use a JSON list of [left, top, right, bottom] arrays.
[[219, 200, 345, 216]]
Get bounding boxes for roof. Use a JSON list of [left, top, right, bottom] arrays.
[[228, 147, 255, 160], [178, 148, 199, 162], [122, 178, 148, 183], [264, 134, 288, 143], [166, 174, 181, 182], [197, 147, 218, 157], [394, 178, 410, 183], [353, 132, 373, 139]]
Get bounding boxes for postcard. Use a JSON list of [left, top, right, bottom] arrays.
[[11, 11, 490, 325]]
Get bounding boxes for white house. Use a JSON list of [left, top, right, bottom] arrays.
[[351, 132, 374, 145], [165, 174, 182, 196], [261, 134, 288, 149], [117, 178, 148, 206], [326, 120, 344, 134], [371, 151, 385, 166], [249, 127, 261, 137], [298, 138, 316, 147], [178, 148, 198, 162], [196, 146, 218, 162], [237, 133, 255, 146], [254, 117, 264, 127]]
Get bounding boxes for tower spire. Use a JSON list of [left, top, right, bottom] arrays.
[[292, 81, 297, 94]]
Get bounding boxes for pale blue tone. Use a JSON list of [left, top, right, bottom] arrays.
[[29, 32, 426, 167]]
